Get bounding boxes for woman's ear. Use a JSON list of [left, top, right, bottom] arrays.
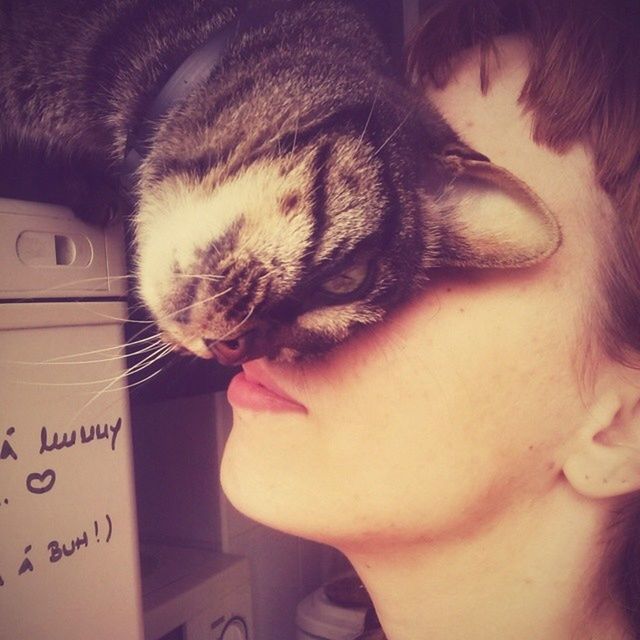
[[563, 388, 640, 499], [430, 148, 562, 268]]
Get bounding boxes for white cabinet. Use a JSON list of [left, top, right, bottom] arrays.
[[0, 199, 144, 640]]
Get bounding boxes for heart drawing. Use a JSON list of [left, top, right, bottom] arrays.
[[26, 469, 56, 495]]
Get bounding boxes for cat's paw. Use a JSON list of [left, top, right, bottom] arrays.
[[68, 178, 129, 226]]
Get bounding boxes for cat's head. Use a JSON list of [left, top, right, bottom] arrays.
[[128, 0, 561, 366], [133, 118, 561, 366], [134, 122, 415, 363]]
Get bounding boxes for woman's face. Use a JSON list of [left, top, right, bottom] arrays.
[[220, 37, 608, 549]]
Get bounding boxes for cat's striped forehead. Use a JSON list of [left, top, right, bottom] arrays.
[[137, 131, 387, 258], [136, 155, 313, 311], [135, 132, 392, 358]]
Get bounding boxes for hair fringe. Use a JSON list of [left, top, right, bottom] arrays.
[[406, 0, 640, 354]]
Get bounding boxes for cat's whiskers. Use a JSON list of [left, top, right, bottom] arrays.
[[68, 301, 155, 325], [296, 246, 319, 265], [53, 275, 233, 370], [5, 332, 164, 366], [15, 340, 174, 388], [21, 337, 166, 367], [156, 286, 233, 324], [51, 341, 176, 434], [373, 108, 414, 157], [110, 360, 169, 394], [4, 273, 145, 326], [206, 304, 255, 345], [174, 273, 224, 281], [288, 112, 301, 160], [356, 86, 380, 151], [25, 273, 137, 294]]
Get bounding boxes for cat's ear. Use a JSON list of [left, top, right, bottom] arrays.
[[431, 145, 562, 268]]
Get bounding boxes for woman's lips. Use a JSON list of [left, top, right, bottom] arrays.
[[227, 360, 307, 414]]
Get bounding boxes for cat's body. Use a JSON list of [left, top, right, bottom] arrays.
[[0, 0, 561, 364], [1, 1, 234, 159], [0, 0, 241, 216]]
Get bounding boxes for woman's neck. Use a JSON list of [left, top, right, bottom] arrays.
[[343, 482, 627, 640]]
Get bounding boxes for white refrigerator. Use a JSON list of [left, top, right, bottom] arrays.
[[0, 197, 144, 640]]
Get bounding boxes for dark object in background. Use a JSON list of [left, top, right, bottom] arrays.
[[323, 575, 382, 634], [0, 0, 402, 216], [0, 139, 122, 224]]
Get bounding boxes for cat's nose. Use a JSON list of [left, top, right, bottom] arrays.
[[204, 332, 254, 366]]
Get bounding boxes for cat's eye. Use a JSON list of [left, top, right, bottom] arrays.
[[320, 261, 372, 298]]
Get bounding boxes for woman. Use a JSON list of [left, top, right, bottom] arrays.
[[221, 1, 640, 638]]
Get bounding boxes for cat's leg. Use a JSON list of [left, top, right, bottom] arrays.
[[0, 142, 127, 225], [64, 169, 127, 225]]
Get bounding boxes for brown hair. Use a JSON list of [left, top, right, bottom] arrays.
[[407, 0, 640, 634], [407, 0, 640, 365]]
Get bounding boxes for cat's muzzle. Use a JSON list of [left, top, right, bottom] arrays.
[[204, 335, 248, 366], [204, 328, 271, 366]]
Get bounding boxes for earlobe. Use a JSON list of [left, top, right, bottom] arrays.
[[563, 394, 640, 499]]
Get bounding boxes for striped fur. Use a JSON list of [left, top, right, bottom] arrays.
[[0, 0, 561, 363]]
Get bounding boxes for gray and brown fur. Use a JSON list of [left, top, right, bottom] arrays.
[[0, 0, 561, 364]]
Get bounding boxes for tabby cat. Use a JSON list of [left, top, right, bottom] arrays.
[[0, 0, 561, 365]]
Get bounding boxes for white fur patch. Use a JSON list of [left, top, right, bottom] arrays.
[[135, 156, 315, 315], [296, 302, 383, 339]]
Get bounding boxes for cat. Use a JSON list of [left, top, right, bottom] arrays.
[[0, 0, 561, 365]]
